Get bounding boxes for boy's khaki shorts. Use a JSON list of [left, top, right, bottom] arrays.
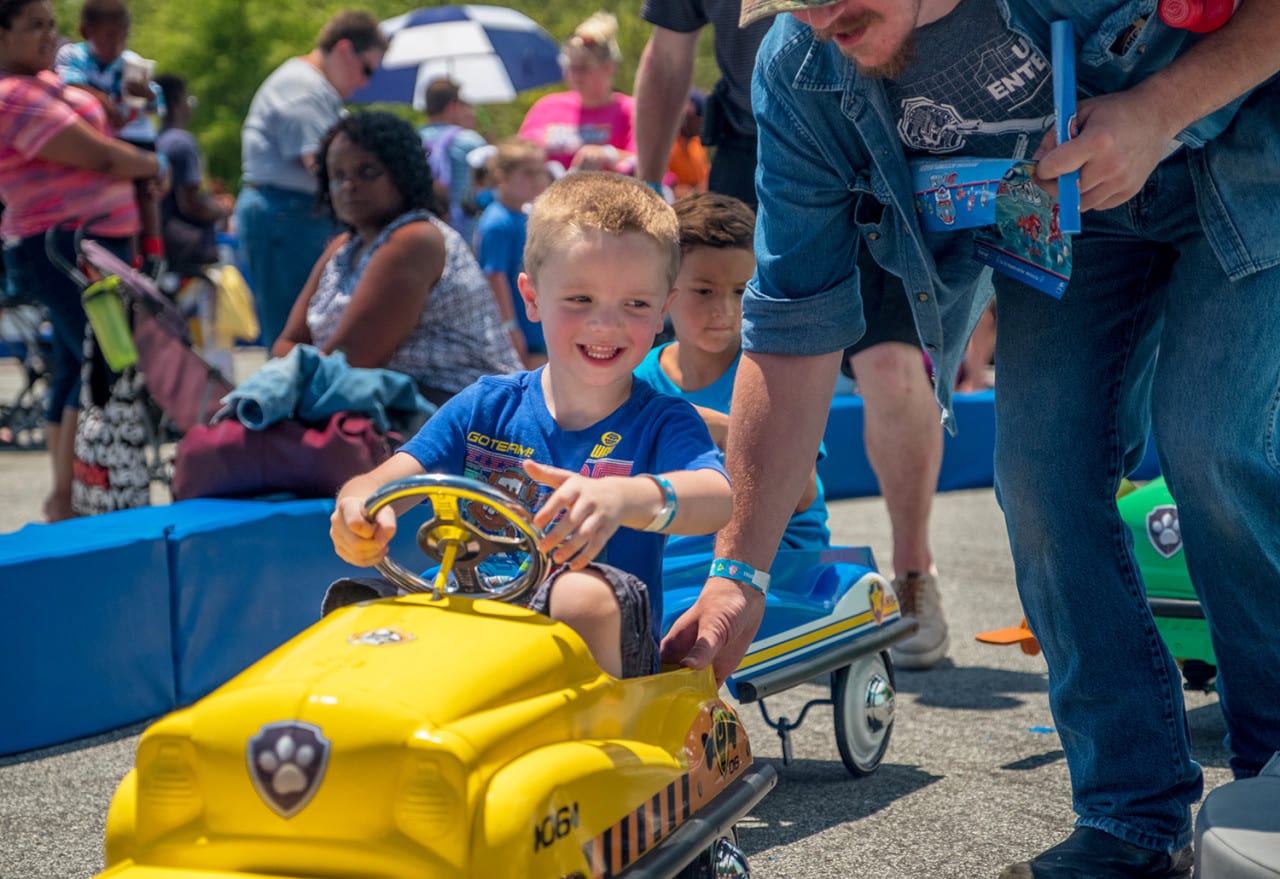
[[529, 563, 658, 678]]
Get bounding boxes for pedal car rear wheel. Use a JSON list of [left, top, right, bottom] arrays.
[[833, 650, 895, 776]]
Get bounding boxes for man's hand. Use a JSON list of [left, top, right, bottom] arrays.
[[1033, 91, 1178, 212], [660, 578, 766, 685]]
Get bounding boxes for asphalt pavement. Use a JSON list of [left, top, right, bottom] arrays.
[[0, 353, 1233, 879]]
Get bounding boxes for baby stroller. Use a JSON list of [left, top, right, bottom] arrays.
[[46, 227, 235, 514], [0, 284, 52, 451]]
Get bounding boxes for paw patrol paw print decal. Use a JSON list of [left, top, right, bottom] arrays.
[[247, 721, 330, 818], [1146, 504, 1182, 559]]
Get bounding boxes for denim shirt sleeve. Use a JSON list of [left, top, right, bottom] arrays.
[[742, 27, 871, 358]]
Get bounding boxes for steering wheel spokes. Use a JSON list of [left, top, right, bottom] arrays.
[[363, 474, 548, 603]]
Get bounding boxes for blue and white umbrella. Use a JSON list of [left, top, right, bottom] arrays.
[[351, 5, 563, 108]]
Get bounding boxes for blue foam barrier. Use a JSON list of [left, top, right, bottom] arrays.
[[820, 391, 999, 499], [0, 508, 176, 755], [166, 498, 434, 704], [820, 390, 1159, 500]]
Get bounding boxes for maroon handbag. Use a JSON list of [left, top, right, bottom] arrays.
[[171, 412, 394, 501]]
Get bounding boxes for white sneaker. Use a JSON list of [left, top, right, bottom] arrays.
[[890, 572, 950, 669]]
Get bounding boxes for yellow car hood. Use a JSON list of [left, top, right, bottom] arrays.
[[206, 594, 606, 733]]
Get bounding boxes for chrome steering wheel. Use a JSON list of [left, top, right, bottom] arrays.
[[362, 474, 549, 603]]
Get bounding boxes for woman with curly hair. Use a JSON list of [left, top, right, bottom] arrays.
[[272, 111, 520, 405]]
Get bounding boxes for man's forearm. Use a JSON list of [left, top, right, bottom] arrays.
[[1139, 0, 1280, 138], [633, 29, 698, 184], [714, 350, 842, 570]]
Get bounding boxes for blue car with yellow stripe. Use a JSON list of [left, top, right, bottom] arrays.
[[661, 545, 918, 775]]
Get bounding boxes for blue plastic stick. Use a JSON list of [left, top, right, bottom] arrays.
[[1051, 20, 1081, 234]]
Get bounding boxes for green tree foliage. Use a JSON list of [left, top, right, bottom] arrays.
[[54, 0, 720, 190]]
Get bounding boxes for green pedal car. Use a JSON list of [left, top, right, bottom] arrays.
[[980, 476, 1216, 690], [1116, 476, 1216, 689]]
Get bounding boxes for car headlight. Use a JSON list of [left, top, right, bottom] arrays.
[[136, 740, 203, 839]]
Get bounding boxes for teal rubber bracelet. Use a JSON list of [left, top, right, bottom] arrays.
[[710, 558, 770, 595], [641, 474, 677, 532]]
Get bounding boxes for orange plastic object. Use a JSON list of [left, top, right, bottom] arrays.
[[975, 618, 1042, 656]]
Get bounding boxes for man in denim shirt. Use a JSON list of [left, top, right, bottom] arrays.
[[660, 1, 1280, 876]]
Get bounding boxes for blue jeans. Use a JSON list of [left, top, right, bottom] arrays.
[[993, 150, 1280, 851], [234, 185, 334, 351]]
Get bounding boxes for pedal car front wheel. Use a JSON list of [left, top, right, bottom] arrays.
[[676, 827, 749, 879], [363, 474, 549, 603], [833, 650, 896, 776]]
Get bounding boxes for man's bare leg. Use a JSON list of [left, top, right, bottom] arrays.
[[848, 342, 948, 668]]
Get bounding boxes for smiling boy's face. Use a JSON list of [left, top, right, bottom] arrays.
[[518, 229, 670, 396]]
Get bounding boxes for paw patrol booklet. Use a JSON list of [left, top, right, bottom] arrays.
[[910, 20, 1080, 298]]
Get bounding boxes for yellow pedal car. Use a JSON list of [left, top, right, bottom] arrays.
[[96, 475, 775, 879]]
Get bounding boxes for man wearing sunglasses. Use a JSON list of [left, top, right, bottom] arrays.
[[235, 9, 388, 350], [660, 1, 1280, 877]]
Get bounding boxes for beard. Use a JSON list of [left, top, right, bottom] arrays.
[[814, 15, 918, 80]]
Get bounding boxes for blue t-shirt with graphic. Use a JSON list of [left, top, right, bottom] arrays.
[[398, 369, 728, 643], [634, 343, 830, 552], [474, 200, 544, 353]]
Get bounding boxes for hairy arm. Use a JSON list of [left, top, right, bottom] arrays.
[[662, 351, 842, 682], [632, 26, 699, 185]]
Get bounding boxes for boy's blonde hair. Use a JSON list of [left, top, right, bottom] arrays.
[[563, 11, 622, 64], [525, 172, 681, 289], [495, 137, 547, 177]]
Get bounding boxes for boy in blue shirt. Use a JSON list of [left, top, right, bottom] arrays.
[[635, 193, 830, 554], [332, 172, 732, 678], [474, 137, 551, 368]]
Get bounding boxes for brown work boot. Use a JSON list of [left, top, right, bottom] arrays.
[[889, 572, 949, 669]]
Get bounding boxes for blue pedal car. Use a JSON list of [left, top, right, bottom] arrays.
[[661, 543, 918, 775]]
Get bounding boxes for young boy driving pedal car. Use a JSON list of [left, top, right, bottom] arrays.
[[330, 172, 733, 678]]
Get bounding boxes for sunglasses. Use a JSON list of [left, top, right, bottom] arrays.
[[360, 57, 375, 79]]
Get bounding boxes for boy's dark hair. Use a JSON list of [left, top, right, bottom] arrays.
[[316, 10, 388, 54], [315, 110, 441, 222], [423, 78, 461, 117], [673, 192, 756, 254], [80, 0, 128, 26]]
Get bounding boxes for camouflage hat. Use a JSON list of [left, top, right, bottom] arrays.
[[739, 0, 842, 27]]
